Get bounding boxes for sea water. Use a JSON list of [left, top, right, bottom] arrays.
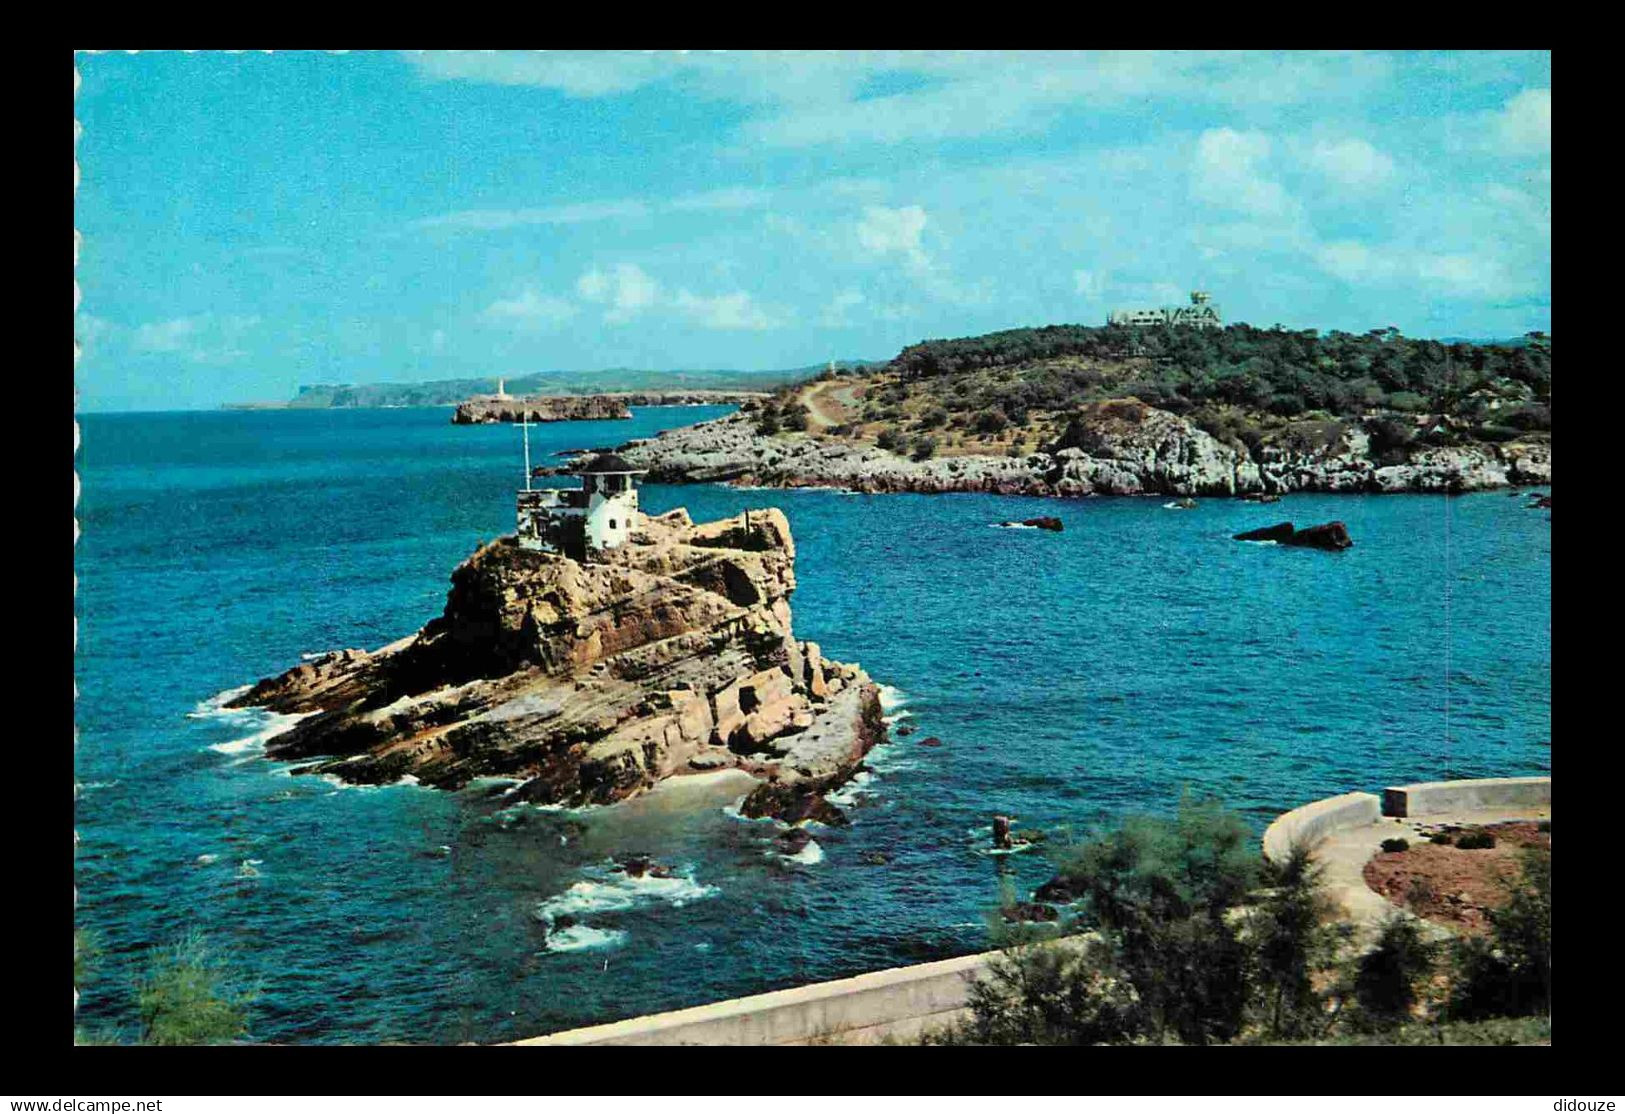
[[73, 406, 1551, 1043]]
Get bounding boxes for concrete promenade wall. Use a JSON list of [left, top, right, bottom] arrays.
[[1382, 776, 1550, 819], [515, 951, 994, 1046], [1261, 790, 1382, 864]]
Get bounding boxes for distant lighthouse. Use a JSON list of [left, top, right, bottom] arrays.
[[495, 377, 509, 400]]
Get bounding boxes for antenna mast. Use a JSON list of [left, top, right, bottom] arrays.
[[521, 412, 532, 492]]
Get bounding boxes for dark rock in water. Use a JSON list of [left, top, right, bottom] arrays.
[[740, 780, 851, 827], [1283, 521, 1354, 550], [1234, 522, 1296, 543], [1243, 492, 1282, 504], [992, 814, 1014, 850], [895, 724, 916, 737], [551, 913, 578, 932], [775, 827, 815, 855], [1033, 875, 1083, 904], [1172, 497, 1198, 509], [918, 735, 944, 748], [861, 851, 889, 865], [1020, 517, 1064, 531], [613, 853, 674, 879], [1001, 901, 1059, 923], [1527, 494, 1551, 509], [1234, 521, 1353, 549]]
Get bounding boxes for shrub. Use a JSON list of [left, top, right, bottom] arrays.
[[1380, 838, 1410, 853], [1456, 832, 1497, 850], [910, 435, 938, 462], [972, 407, 1010, 435], [1449, 848, 1550, 1020], [917, 406, 949, 430], [875, 426, 905, 453], [136, 931, 256, 1046], [1429, 832, 1454, 846], [1353, 915, 1438, 1028], [1252, 844, 1342, 1040], [780, 405, 810, 432], [1536, 820, 1550, 833]]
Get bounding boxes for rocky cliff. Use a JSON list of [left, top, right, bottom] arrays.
[[452, 395, 634, 424], [596, 402, 1550, 497], [226, 508, 885, 819]]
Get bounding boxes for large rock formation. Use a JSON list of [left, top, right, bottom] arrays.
[[226, 508, 885, 818], [593, 404, 1550, 497]]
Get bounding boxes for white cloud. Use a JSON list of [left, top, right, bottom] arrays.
[[479, 287, 579, 330], [672, 289, 782, 330], [856, 204, 930, 270], [1493, 87, 1550, 156], [129, 313, 260, 363], [576, 263, 661, 323], [418, 199, 650, 232], [1191, 128, 1292, 217], [1307, 137, 1395, 189], [409, 51, 1405, 149], [666, 187, 771, 212], [405, 50, 686, 97], [417, 187, 770, 234], [1313, 240, 1522, 300]]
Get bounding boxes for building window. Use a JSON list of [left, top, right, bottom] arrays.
[[609, 519, 617, 529]]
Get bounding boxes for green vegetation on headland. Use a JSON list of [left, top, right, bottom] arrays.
[[770, 323, 1549, 463], [923, 796, 1551, 1046], [226, 361, 883, 410]]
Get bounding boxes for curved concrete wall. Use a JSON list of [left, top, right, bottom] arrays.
[[515, 951, 993, 1046], [1382, 776, 1550, 818], [1261, 790, 1382, 864]]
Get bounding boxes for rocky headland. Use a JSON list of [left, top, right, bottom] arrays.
[[452, 390, 770, 425], [226, 507, 885, 821], [586, 400, 1551, 498]]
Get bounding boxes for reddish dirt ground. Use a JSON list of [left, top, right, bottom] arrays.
[[1363, 821, 1550, 935]]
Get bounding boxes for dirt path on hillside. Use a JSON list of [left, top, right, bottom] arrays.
[[802, 379, 861, 431]]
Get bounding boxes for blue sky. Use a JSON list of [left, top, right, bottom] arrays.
[[74, 50, 1551, 412]]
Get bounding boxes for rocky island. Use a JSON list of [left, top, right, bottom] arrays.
[[451, 390, 770, 425], [226, 498, 885, 822]]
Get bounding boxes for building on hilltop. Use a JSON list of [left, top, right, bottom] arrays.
[[516, 451, 646, 560], [1108, 290, 1223, 329]]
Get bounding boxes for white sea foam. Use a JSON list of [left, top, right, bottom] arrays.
[[188, 685, 253, 718], [1162, 501, 1193, 510], [536, 866, 719, 924], [877, 685, 909, 713], [195, 853, 219, 865], [825, 770, 876, 808], [774, 839, 823, 866], [540, 925, 629, 954], [990, 522, 1039, 530]]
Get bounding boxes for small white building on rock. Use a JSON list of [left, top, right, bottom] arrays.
[[517, 452, 646, 560]]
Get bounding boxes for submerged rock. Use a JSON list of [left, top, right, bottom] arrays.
[[226, 507, 886, 821], [1234, 522, 1297, 543], [999, 517, 1063, 531], [1233, 521, 1354, 550], [1284, 521, 1354, 550]]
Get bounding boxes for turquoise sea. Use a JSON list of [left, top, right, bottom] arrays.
[[73, 405, 1551, 1043]]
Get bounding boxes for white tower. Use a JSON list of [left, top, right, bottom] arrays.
[[578, 453, 646, 552]]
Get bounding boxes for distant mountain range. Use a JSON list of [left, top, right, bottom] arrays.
[[224, 362, 886, 410]]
